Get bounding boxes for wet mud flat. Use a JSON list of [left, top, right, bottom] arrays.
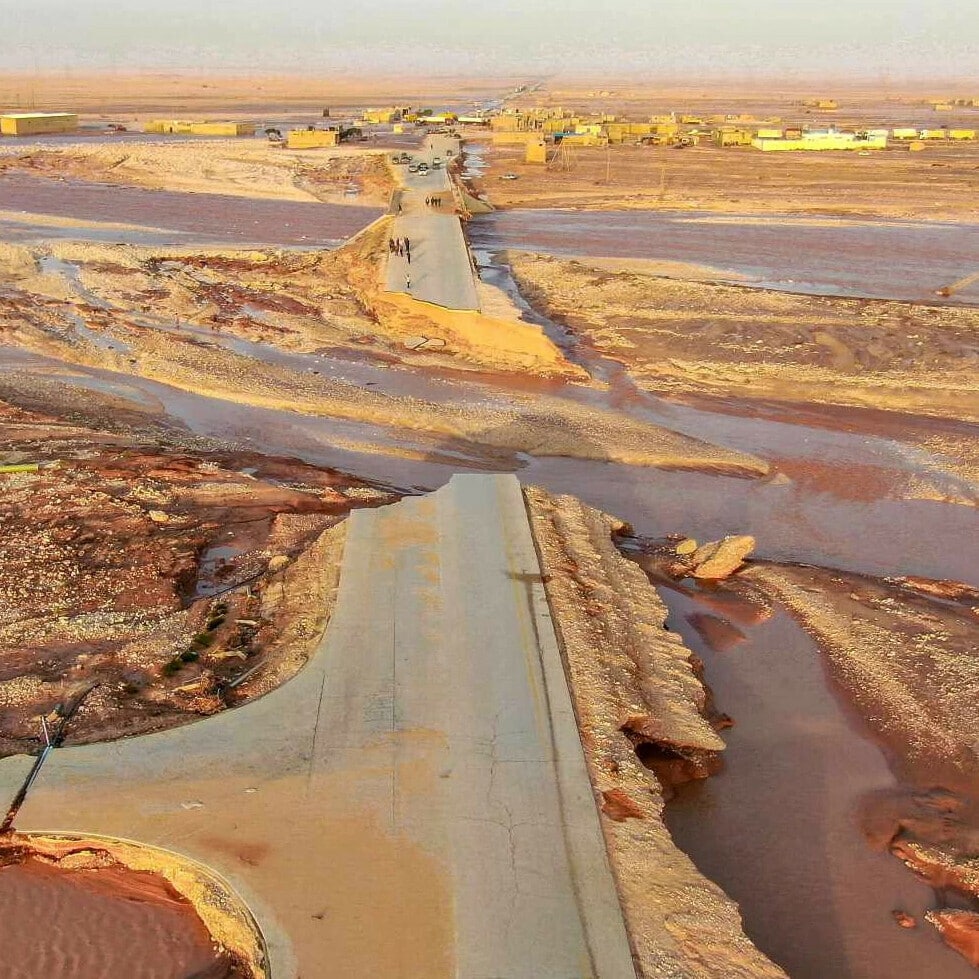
[[471, 209, 979, 304], [0, 853, 247, 978], [0, 173, 382, 247]]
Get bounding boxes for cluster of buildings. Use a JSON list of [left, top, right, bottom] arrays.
[[488, 105, 978, 157]]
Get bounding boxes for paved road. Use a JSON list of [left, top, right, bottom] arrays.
[[0, 474, 636, 978], [384, 136, 480, 311]]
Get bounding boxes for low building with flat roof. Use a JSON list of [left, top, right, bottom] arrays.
[[287, 128, 340, 149], [0, 112, 78, 136]]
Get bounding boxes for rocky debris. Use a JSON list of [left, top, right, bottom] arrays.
[[620, 714, 723, 788], [600, 788, 646, 822], [267, 555, 290, 573], [675, 537, 698, 556], [892, 910, 917, 929], [0, 398, 388, 754], [672, 535, 756, 580], [524, 486, 786, 979], [925, 910, 979, 967]]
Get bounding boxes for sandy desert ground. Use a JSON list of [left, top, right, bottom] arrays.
[[1, 74, 978, 979]]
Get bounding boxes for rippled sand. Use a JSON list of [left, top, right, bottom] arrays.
[[0, 857, 241, 978]]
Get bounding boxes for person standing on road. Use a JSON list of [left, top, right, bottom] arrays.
[[405, 272, 411, 292]]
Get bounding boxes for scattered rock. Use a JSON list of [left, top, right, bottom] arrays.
[[601, 788, 646, 822], [892, 910, 917, 929], [669, 534, 756, 580], [926, 910, 979, 966], [403, 335, 430, 350], [148, 509, 169, 524], [267, 555, 290, 573]]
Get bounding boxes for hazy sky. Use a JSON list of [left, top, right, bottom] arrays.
[[2, 0, 977, 78]]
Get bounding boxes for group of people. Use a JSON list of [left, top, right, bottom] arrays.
[[424, 196, 445, 208], [388, 236, 411, 264]]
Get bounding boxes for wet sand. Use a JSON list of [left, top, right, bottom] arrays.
[[0, 856, 244, 978], [0, 173, 382, 247]]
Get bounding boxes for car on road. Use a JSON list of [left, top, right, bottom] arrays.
[[418, 163, 430, 173], [408, 163, 419, 173], [501, 173, 519, 180], [432, 157, 443, 168]]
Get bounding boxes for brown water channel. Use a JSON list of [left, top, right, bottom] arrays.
[[654, 586, 977, 979]]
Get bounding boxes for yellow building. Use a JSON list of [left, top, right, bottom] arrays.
[[525, 139, 548, 164], [756, 127, 783, 139], [931, 101, 953, 111], [287, 128, 340, 149], [753, 131, 886, 151], [949, 129, 977, 140], [558, 132, 607, 147], [363, 108, 402, 124], [919, 129, 948, 140], [1, 112, 78, 135], [145, 120, 194, 134], [144, 120, 253, 136], [190, 121, 254, 136], [891, 127, 919, 140], [716, 127, 753, 147]]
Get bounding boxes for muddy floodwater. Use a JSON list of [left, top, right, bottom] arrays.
[[0, 173, 383, 247], [470, 209, 979, 304], [0, 857, 241, 978], [657, 590, 976, 979]]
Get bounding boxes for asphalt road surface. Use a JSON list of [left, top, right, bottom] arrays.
[[0, 474, 636, 978], [385, 137, 480, 310]]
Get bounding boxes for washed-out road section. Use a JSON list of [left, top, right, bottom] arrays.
[[0, 474, 636, 979]]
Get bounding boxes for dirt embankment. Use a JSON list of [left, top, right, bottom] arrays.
[[0, 141, 396, 206], [525, 487, 786, 979], [0, 398, 389, 755], [507, 251, 979, 424], [478, 141, 979, 223]]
